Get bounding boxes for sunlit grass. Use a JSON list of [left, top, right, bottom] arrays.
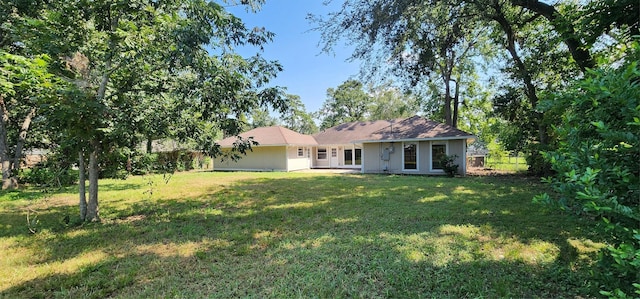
[[484, 155, 529, 172], [0, 171, 605, 298]]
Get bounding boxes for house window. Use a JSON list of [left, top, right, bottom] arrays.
[[344, 149, 353, 165], [297, 147, 304, 157], [432, 143, 447, 170], [317, 148, 327, 160], [403, 142, 418, 170], [354, 148, 362, 165], [331, 148, 337, 157]]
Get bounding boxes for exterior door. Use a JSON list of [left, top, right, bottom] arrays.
[[330, 147, 339, 168]]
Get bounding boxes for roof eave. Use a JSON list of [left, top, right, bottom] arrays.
[[358, 135, 477, 143], [219, 143, 318, 148]]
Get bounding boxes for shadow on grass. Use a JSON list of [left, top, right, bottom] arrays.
[[1, 248, 590, 298], [97, 182, 144, 192], [1, 174, 603, 298]]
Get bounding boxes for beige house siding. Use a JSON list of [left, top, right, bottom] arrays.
[[214, 118, 473, 174], [214, 146, 288, 171], [286, 146, 312, 171]]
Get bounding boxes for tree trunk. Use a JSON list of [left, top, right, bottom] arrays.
[[11, 107, 36, 177], [146, 137, 152, 154], [509, 0, 594, 72], [1, 160, 10, 190], [452, 76, 460, 128], [0, 96, 13, 190], [81, 13, 118, 223], [492, 6, 547, 145], [492, 10, 539, 108], [441, 67, 453, 126], [444, 81, 452, 126], [78, 150, 87, 221], [86, 141, 100, 222]]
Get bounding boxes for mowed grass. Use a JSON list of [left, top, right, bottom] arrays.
[[0, 172, 605, 298]]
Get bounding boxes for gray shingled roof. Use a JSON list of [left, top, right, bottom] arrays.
[[218, 116, 474, 148], [361, 115, 475, 141], [314, 116, 474, 144], [218, 126, 318, 147], [313, 119, 400, 144]]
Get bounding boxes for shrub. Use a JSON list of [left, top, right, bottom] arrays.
[[440, 154, 459, 177], [99, 147, 130, 179], [129, 151, 210, 175], [19, 154, 76, 187], [534, 58, 640, 297]]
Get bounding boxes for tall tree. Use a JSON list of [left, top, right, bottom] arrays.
[[249, 107, 278, 128], [404, 1, 485, 127], [316, 79, 370, 129], [313, 1, 489, 128], [368, 83, 419, 121], [280, 94, 317, 134]]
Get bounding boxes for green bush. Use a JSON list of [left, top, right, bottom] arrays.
[[99, 147, 130, 179], [534, 58, 640, 297], [19, 155, 77, 187], [128, 151, 210, 175], [525, 143, 554, 176], [440, 154, 459, 177]]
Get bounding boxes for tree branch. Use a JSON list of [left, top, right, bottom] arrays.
[[509, 0, 594, 71]]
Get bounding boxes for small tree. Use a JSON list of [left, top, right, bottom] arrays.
[[0, 52, 60, 189]]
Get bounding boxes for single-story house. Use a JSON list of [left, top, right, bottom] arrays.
[[215, 126, 318, 172], [214, 115, 475, 175]]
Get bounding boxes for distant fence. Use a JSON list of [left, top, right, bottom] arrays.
[[467, 155, 527, 172]]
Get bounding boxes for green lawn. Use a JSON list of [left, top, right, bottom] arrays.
[[484, 155, 528, 172], [0, 172, 605, 298]]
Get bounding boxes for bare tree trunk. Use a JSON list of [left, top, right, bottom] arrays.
[[81, 11, 118, 222], [439, 46, 457, 127], [0, 96, 13, 190], [146, 137, 152, 154], [444, 79, 452, 126], [78, 150, 87, 221], [440, 62, 453, 126], [452, 76, 460, 128], [7, 107, 37, 189], [1, 160, 9, 190], [86, 140, 100, 222]]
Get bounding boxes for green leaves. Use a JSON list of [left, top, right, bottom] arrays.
[[536, 46, 640, 297], [317, 80, 371, 129], [2, 0, 285, 177]]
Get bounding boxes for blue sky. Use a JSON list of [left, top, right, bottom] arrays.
[[227, 1, 361, 114]]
